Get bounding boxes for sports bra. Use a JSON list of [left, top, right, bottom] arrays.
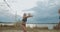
[[22, 17, 27, 22]]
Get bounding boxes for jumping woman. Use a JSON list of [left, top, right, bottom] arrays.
[[21, 13, 33, 32]]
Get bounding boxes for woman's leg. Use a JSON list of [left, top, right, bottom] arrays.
[[22, 24, 27, 32], [21, 22, 27, 32]]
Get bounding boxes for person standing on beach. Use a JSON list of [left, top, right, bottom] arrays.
[[21, 13, 33, 32]]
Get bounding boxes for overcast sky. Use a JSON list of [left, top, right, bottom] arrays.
[[0, 0, 60, 23]]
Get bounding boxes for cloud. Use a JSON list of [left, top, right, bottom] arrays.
[[5, 0, 39, 17], [0, 0, 59, 23], [48, 0, 60, 9], [26, 0, 59, 23], [0, 0, 38, 22]]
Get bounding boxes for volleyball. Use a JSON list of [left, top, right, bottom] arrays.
[[28, 13, 32, 17]]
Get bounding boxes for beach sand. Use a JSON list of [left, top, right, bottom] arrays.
[[0, 26, 60, 32], [0, 29, 60, 32]]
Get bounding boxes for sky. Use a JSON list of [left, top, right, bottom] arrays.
[[0, 0, 60, 23]]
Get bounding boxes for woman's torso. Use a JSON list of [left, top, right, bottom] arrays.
[[22, 17, 27, 22]]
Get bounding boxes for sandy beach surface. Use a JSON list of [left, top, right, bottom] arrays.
[[0, 25, 60, 32], [0, 29, 60, 32]]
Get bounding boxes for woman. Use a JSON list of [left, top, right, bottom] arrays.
[[21, 13, 32, 32]]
